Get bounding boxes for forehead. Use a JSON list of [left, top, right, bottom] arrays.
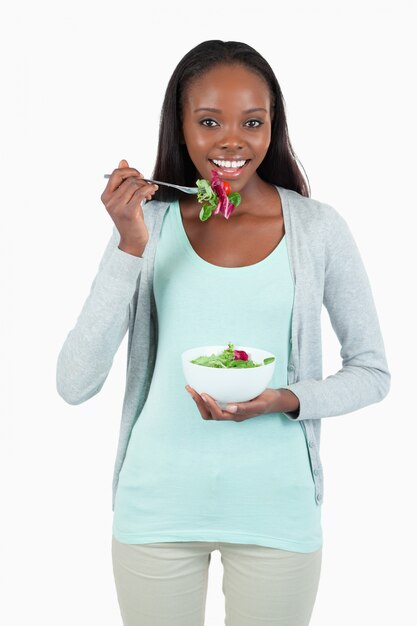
[[183, 63, 271, 110]]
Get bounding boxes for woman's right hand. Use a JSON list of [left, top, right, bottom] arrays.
[[100, 159, 159, 257]]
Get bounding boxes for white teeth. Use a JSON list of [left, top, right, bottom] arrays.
[[212, 159, 247, 168]]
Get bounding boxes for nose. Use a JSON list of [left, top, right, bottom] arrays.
[[218, 126, 244, 150]]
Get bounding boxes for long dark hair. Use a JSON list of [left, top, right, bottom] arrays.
[[152, 40, 310, 201]]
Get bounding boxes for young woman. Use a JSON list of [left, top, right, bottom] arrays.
[[56, 40, 390, 626]]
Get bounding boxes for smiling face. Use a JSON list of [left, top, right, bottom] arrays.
[[181, 63, 273, 195]]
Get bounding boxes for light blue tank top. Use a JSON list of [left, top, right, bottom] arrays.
[[112, 200, 322, 552]]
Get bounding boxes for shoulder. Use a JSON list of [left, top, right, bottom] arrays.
[[280, 187, 360, 266], [280, 187, 356, 257], [280, 186, 348, 234]]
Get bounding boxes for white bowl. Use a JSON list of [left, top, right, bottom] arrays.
[[181, 345, 276, 408]]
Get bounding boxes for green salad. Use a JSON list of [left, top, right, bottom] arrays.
[[196, 171, 241, 221], [191, 342, 275, 369]]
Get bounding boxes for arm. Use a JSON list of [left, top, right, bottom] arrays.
[[283, 210, 390, 420], [56, 227, 144, 405], [56, 160, 159, 405]]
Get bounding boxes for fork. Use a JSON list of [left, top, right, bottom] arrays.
[[103, 174, 198, 194]]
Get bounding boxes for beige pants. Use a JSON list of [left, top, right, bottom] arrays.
[[112, 537, 322, 626]]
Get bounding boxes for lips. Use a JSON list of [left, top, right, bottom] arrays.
[[209, 158, 249, 178]]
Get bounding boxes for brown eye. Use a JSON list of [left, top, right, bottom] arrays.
[[201, 119, 218, 127], [245, 119, 263, 128]]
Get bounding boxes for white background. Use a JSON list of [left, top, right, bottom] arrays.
[[2, 0, 416, 624]]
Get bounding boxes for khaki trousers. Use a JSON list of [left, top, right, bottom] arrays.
[[112, 536, 322, 626]]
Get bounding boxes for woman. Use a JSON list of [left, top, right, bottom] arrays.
[[57, 39, 390, 626]]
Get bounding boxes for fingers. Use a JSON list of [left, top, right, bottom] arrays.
[[102, 160, 149, 195], [185, 386, 212, 420], [185, 386, 243, 421], [101, 169, 158, 206], [120, 178, 158, 205], [99, 160, 157, 251], [199, 393, 226, 419]]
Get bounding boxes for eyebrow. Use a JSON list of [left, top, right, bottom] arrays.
[[193, 107, 268, 114]]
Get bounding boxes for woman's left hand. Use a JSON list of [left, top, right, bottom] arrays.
[[185, 386, 281, 422]]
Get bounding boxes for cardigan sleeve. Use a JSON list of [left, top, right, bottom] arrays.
[[284, 210, 390, 420], [56, 227, 144, 405]]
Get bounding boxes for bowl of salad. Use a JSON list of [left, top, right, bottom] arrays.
[[181, 342, 276, 408]]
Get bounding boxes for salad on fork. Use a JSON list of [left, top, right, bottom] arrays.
[[196, 170, 241, 221]]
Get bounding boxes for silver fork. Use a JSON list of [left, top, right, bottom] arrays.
[[103, 174, 198, 194]]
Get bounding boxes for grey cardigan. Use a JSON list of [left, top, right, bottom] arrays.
[[56, 186, 390, 509]]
